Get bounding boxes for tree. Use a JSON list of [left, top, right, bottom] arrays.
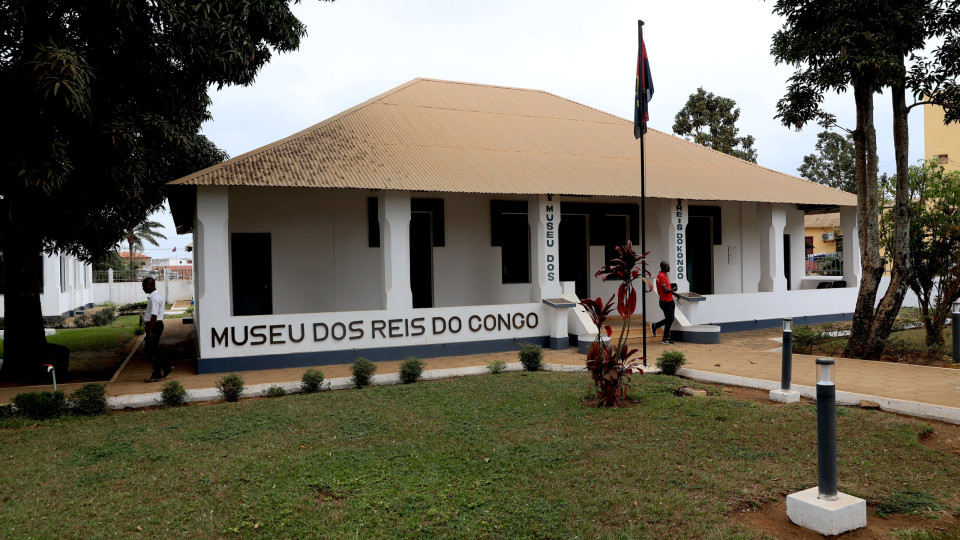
[[0, 1, 316, 380], [881, 160, 960, 346], [124, 220, 168, 279], [797, 131, 856, 193], [92, 251, 127, 275], [672, 87, 758, 163], [770, 0, 954, 358]]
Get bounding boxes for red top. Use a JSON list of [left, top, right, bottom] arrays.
[[656, 271, 673, 302]]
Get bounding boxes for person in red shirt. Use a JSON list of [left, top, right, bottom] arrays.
[[651, 261, 677, 345]]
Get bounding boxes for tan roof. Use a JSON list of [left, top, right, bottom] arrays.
[[171, 78, 856, 206], [804, 212, 841, 228]]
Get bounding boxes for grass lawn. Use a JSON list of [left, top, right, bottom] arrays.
[[1, 373, 958, 538], [0, 315, 141, 359]]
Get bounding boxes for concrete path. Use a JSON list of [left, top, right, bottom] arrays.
[[2, 321, 959, 424]]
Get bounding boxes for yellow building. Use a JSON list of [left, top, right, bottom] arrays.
[[924, 102, 960, 173]]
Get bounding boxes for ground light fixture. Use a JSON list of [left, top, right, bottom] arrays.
[[786, 358, 867, 535], [769, 318, 800, 403], [953, 301, 959, 364]]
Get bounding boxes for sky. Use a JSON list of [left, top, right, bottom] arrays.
[[148, 0, 929, 259]]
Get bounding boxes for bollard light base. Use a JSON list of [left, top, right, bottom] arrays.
[[786, 487, 866, 536], [769, 389, 801, 403]]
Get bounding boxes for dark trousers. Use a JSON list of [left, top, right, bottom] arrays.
[[655, 300, 675, 340], [145, 320, 169, 379]]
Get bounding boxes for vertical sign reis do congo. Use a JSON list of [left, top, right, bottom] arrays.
[[675, 199, 685, 280]]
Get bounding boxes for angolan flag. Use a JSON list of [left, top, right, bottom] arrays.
[[634, 23, 654, 139]]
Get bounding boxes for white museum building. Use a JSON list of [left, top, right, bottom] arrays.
[[168, 78, 860, 373]]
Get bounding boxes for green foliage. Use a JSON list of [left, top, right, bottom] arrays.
[[875, 490, 942, 518], [160, 380, 187, 407], [300, 368, 325, 393], [264, 385, 286, 398], [798, 131, 857, 193], [655, 350, 687, 375], [43, 316, 65, 329], [0, 404, 13, 419], [518, 343, 543, 371], [350, 358, 377, 389], [487, 359, 507, 374], [0, 0, 313, 378], [215, 374, 245, 402], [881, 160, 960, 346], [69, 383, 108, 416], [72, 314, 93, 328], [399, 356, 425, 384], [93, 251, 127, 273], [13, 391, 66, 420], [672, 87, 757, 163], [91, 306, 116, 327], [792, 325, 829, 354], [117, 302, 148, 315]]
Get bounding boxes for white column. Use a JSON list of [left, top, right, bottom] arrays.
[[379, 190, 412, 310], [196, 186, 231, 343], [739, 203, 760, 293], [839, 206, 860, 288], [664, 199, 690, 293], [758, 203, 788, 292], [530, 195, 562, 302]]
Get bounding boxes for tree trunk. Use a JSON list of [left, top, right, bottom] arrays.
[[0, 208, 50, 381], [868, 79, 911, 358], [128, 235, 135, 280], [847, 79, 884, 358]]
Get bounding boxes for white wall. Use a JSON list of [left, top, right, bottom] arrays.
[[91, 279, 194, 306], [229, 187, 381, 314]]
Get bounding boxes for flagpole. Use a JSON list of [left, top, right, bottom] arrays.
[[639, 19, 647, 367]]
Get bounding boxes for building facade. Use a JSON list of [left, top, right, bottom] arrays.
[[169, 79, 861, 373]]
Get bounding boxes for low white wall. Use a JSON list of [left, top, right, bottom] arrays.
[[91, 280, 194, 306], [689, 276, 920, 326]]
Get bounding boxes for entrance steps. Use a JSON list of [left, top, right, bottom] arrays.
[[605, 315, 722, 345]]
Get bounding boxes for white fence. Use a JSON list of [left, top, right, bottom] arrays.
[[91, 278, 194, 305]]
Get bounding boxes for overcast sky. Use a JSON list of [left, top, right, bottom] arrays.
[[150, 0, 928, 258]]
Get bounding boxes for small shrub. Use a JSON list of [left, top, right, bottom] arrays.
[[215, 374, 245, 402], [0, 404, 15, 419], [399, 356, 425, 384], [73, 313, 93, 328], [792, 325, 827, 354], [42, 316, 65, 329], [351, 357, 377, 388], [264, 385, 286, 397], [160, 380, 187, 407], [70, 383, 108, 416], [656, 350, 687, 375], [118, 301, 148, 315], [13, 391, 66, 420], [518, 343, 543, 371], [91, 306, 116, 327], [487, 359, 507, 374], [301, 368, 326, 393]]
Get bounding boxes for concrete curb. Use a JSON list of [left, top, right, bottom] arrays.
[[106, 363, 960, 426], [677, 368, 960, 425]]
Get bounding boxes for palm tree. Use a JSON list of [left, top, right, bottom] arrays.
[[124, 220, 167, 279]]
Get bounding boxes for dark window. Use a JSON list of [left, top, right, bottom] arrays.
[[603, 214, 630, 264], [805, 236, 814, 256], [491, 200, 530, 283], [688, 206, 722, 245], [368, 197, 380, 247]]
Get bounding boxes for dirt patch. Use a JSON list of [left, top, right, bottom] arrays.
[[732, 498, 960, 539]]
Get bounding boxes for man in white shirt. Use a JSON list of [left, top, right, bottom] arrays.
[[142, 277, 171, 382]]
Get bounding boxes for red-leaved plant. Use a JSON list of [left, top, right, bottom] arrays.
[[580, 241, 652, 407]]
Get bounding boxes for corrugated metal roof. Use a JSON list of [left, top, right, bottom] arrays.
[[804, 212, 841, 228], [171, 78, 857, 206]]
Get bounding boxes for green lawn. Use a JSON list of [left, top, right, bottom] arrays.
[[0, 315, 140, 359], [1, 373, 957, 538]]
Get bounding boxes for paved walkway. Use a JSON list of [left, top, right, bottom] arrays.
[[3, 316, 959, 423]]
